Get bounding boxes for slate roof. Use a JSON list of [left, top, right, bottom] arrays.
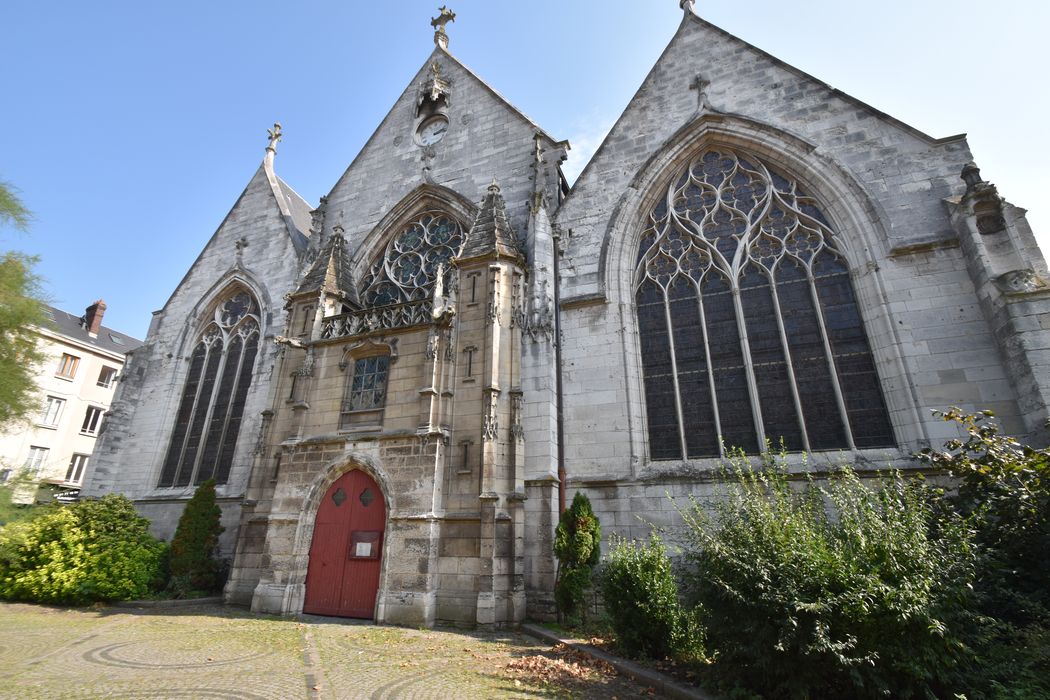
[[459, 182, 523, 262], [276, 176, 313, 239], [41, 305, 144, 356]]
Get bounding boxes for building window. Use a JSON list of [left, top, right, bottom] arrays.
[[635, 148, 894, 459], [359, 211, 464, 306], [39, 396, 65, 427], [81, 406, 104, 435], [56, 353, 79, 379], [339, 355, 390, 430], [158, 290, 260, 488], [25, 446, 49, 475], [66, 453, 89, 484], [97, 366, 118, 388]]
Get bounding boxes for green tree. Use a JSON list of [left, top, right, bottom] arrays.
[[167, 479, 225, 595], [0, 180, 47, 431], [553, 491, 601, 624]]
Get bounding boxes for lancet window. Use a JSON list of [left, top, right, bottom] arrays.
[[635, 148, 894, 459], [158, 290, 260, 487], [359, 211, 464, 306]]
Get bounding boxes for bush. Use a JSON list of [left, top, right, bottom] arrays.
[[917, 409, 1050, 623], [554, 492, 601, 624], [0, 494, 166, 604], [917, 409, 1050, 697], [601, 533, 701, 659], [683, 456, 976, 699], [167, 479, 224, 595]]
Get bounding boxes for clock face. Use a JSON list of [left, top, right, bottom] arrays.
[[417, 116, 449, 146]]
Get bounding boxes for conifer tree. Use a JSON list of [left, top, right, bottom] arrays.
[[553, 492, 601, 624], [168, 479, 224, 594]]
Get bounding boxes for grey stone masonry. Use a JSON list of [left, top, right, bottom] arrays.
[[87, 7, 1049, 628]]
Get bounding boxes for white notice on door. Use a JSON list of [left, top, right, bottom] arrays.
[[355, 541, 372, 557]]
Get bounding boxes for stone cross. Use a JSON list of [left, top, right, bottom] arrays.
[[431, 6, 456, 49], [266, 122, 283, 152], [690, 73, 713, 114]]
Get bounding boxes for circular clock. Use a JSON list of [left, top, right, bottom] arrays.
[[416, 116, 449, 146]]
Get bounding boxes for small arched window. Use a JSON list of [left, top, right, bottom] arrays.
[[158, 290, 261, 487], [358, 211, 464, 306], [635, 148, 893, 459]]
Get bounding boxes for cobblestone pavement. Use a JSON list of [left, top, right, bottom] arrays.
[[0, 603, 655, 699]]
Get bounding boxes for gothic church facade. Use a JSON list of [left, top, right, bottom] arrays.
[[83, 4, 1050, 627]]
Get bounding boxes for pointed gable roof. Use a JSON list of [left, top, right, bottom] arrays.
[[294, 229, 357, 304], [458, 181, 523, 262]]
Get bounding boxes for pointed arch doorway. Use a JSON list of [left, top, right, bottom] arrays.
[[303, 470, 386, 618]]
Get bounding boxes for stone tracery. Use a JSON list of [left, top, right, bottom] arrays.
[[635, 148, 894, 459]]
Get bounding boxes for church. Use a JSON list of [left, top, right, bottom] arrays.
[[82, 2, 1050, 627]]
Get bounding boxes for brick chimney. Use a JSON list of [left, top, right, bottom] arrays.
[[84, 299, 107, 337]]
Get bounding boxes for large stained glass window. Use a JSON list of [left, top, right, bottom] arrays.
[[159, 290, 260, 487], [635, 149, 893, 459], [359, 212, 464, 306]]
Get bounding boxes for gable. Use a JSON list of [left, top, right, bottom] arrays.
[[557, 11, 975, 301], [322, 46, 566, 265]]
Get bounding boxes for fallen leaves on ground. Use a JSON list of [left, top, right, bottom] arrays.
[[503, 642, 617, 685]]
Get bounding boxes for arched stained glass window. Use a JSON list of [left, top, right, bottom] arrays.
[[359, 211, 464, 306], [158, 290, 261, 487], [635, 149, 893, 459]]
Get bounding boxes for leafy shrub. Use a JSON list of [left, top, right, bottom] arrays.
[[601, 533, 701, 659], [554, 492, 601, 624], [917, 409, 1050, 697], [683, 457, 976, 699], [0, 494, 166, 603], [168, 479, 224, 595], [917, 409, 1050, 623]]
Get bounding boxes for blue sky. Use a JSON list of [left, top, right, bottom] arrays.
[[3, 1, 1047, 339]]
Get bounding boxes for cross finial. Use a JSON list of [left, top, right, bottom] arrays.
[[680, 0, 696, 12], [266, 122, 283, 152], [431, 6, 456, 49], [689, 73, 713, 114]]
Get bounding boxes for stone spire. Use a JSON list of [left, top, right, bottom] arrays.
[[431, 6, 456, 50], [459, 181, 523, 262], [294, 225, 356, 303]]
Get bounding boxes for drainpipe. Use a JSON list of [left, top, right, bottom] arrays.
[[552, 227, 566, 514]]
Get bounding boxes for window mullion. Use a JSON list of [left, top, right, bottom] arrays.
[[212, 333, 249, 478], [807, 272, 857, 451], [768, 273, 811, 452], [189, 339, 231, 484], [693, 283, 724, 458], [731, 280, 767, 449], [171, 344, 212, 487], [661, 286, 689, 460]]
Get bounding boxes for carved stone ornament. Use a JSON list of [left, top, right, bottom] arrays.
[[266, 122, 282, 152], [521, 277, 555, 343], [482, 390, 499, 442], [994, 269, 1048, 295], [510, 392, 525, 441], [419, 61, 451, 110], [431, 6, 456, 49], [424, 329, 440, 360], [293, 347, 315, 377]]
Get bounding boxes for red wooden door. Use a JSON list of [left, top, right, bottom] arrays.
[[303, 470, 385, 618]]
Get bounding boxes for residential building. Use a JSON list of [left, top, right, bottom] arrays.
[[0, 300, 142, 499]]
